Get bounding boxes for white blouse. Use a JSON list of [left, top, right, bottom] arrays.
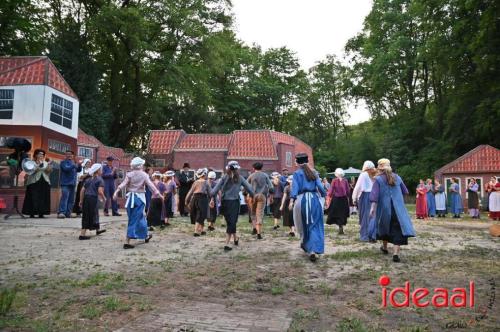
[[352, 171, 373, 201]]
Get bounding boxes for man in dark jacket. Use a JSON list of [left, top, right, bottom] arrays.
[[57, 150, 82, 218], [177, 163, 193, 217], [103, 156, 121, 216]]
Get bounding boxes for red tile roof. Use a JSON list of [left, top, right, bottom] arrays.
[[270, 131, 295, 146], [227, 130, 278, 160], [436, 145, 500, 175], [148, 130, 184, 155], [175, 134, 231, 151], [0, 56, 78, 98], [77, 128, 100, 148]]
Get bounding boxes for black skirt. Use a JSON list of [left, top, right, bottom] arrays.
[[468, 191, 479, 209], [164, 192, 173, 218], [326, 196, 349, 226], [22, 177, 51, 216], [147, 197, 164, 226], [207, 204, 217, 223], [271, 198, 282, 219], [282, 198, 294, 227], [190, 193, 208, 225], [73, 180, 86, 215], [377, 203, 408, 246], [82, 195, 100, 230], [222, 199, 240, 234]]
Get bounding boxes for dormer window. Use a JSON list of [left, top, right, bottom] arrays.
[[50, 94, 73, 129]]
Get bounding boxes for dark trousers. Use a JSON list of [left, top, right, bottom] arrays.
[[104, 180, 118, 214]]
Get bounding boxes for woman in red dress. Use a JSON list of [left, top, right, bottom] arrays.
[[415, 179, 428, 219]]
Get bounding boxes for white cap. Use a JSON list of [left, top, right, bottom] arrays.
[[88, 163, 102, 176], [82, 158, 91, 167], [226, 161, 240, 170], [130, 157, 145, 168], [208, 171, 216, 179], [271, 172, 280, 177], [196, 168, 208, 178], [362, 160, 375, 171], [152, 171, 162, 178], [334, 168, 344, 178], [165, 170, 175, 177]]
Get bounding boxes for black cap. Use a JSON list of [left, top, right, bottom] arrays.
[[295, 153, 308, 164], [183, 163, 190, 168]]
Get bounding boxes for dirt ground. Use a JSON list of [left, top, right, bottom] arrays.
[[0, 206, 498, 331]]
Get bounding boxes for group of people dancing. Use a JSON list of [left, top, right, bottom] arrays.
[[415, 177, 500, 220]]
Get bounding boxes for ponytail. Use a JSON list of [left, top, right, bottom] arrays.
[[301, 164, 317, 182]]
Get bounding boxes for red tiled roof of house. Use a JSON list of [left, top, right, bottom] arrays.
[[270, 131, 295, 146], [77, 128, 101, 148], [294, 138, 314, 165], [436, 145, 500, 175], [227, 130, 278, 160], [175, 134, 231, 151], [148, 130, 184, 155], [0, 56, 78, 98]]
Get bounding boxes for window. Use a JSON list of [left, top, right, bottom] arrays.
[[154, 159, 165, 167], [78, 147, 93, 159], [285, 151, 292, 167], [0, 89, 14, 119], [48, 139, 71, 155], [50, 94, 73, 129]]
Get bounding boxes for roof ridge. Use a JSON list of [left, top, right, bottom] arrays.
[[435, 145, 498, 174], [0, 57, 46, 75], [46, 58, 78, 99]]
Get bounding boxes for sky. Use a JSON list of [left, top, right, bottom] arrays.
[[231, 0, 373, 124]]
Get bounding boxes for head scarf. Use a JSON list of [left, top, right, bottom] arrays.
[[362, 160, 375, 171], [334, 168, 344, 178], [88, 163, 102, 176]]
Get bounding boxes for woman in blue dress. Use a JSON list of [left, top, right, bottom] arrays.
[[425, 179, 436, 217], [289, 153, 326, 262], [449, 178, 463, 218], [370, 158, 415, 263]]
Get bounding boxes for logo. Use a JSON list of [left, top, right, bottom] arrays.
[[379, 275, 475, 308]]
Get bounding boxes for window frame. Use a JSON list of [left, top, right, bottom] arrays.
[[0, 89, 14, 120], [50, 93, 73, 129]]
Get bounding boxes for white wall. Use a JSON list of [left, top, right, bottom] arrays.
[[41, 86, 79, 139], [0, 85, 79, 139], [0, 85, 44, 126]]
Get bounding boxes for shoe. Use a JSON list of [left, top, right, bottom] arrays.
[[393, 255, 401, 262], [289, 232, 295, 237], [165, 223, 171, 227], [112, 213, 122, 216], [38, 215, 45, 218], [224, 246, 232, 251], [208, 226, 214, 231], [123, 244, 135, 249], [276, 225, 280, 229], [30, 215, 35, 218], [194, 233, 200, 237], [104, 212, 110, 217], [145, 234, 153, 243], [57, 214, 66, 219], [309, 253, 318, 262], [234, 237, 239, 246], [201, 231, 207, 236], [257, 234, 262, 240], [338, 228, 344, 235], [79, 235, 91, 240], [252, 228, 257, 235], [96, 230, 106, 235], [380, 246, 389, 255], [149, 226, 155, 231]]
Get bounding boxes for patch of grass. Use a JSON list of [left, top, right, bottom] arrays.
[[316, 282, 334, 297], [103, 273, 126, 290], [103, 296, 130, 312], [271, 285, 285, 295], [336, 318, 369, 332], [326, 249, 379, 261], [81, 303, 102, 319], [289, 308, 321, 332], [0, 288, 17, 315]]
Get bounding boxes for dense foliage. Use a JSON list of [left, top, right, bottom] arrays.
[[1, 0, 498, 188]]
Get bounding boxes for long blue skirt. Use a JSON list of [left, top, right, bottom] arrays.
[[293, 192, 324, 254], [426, 191, 436, 217], [126, 195, 148, 240], [450, 192, 463, 215], [358, 192, 372, 241]]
